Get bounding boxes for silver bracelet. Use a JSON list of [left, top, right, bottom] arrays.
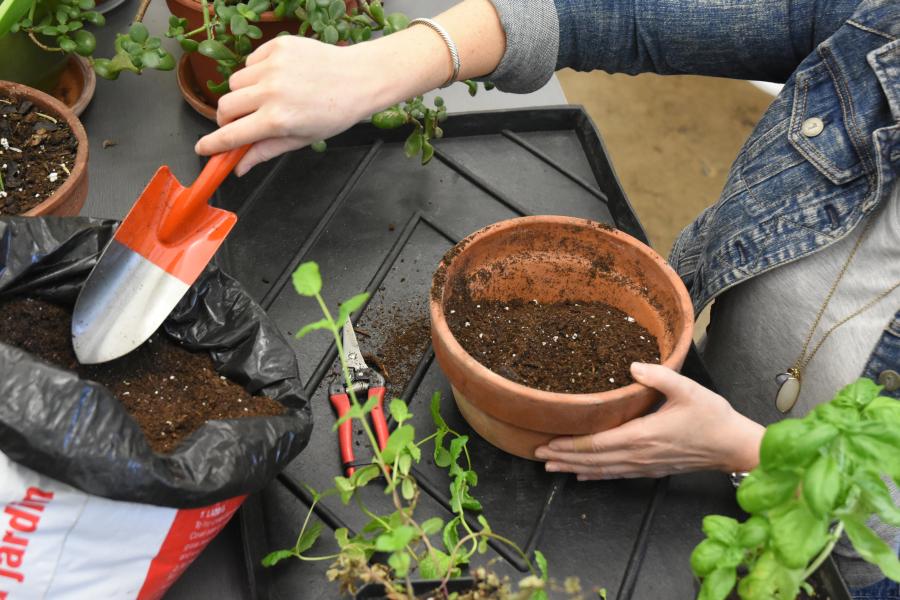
[[408, 17, 460, 89]]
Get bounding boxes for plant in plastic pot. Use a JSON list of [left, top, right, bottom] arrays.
[[691, 377, 900, 600], [0, 217, 313, 598], [0, 80, 89, 216], [0, 0, 175, 88], [262, 262, 600, 600], [429, 216, 695, 459]]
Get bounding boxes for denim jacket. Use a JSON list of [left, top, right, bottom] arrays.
[[548, 0, 900, 397]]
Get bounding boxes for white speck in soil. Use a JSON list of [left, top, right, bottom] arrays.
[[626, 316, 635, 323], [609, 378, 615, 383]]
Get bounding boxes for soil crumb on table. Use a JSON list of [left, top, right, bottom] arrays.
[[0, 96, 77, 215], [446, 298, 660, 393], [0, 298, 285, 453]]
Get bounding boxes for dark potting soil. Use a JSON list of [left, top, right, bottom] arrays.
[[0, 96, 78, 215], [446, 299, 660, 394], [0, 298, 285, 453]]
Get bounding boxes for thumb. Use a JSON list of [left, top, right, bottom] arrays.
[[630, 362, 693, 399]]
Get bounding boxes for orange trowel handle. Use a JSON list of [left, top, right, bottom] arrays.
[[158, 145, 251, 243]]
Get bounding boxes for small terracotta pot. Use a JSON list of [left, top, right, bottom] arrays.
[[0, 80, 89, 217], [429, 216, 694, 459], [166, 0, 357, 107]]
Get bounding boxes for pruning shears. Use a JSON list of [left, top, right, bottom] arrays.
[[330, 320, 390, 476]]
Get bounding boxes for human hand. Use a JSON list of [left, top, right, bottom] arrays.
[[534, 362, 764, 479], [194, 36, 384, 176]]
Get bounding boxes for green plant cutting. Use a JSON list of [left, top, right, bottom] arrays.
[[692, 378, 900, 600], [264, 261, 566, 599], [0, 0, 174, 79]]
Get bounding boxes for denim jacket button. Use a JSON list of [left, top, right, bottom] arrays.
[[878, 370, 900, 392], [801, 117, 825, 137]]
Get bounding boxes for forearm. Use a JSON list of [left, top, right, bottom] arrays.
[[357, 0, 507, 112], [556, 0, 859, 81]]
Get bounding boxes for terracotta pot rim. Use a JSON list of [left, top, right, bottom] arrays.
[[429, 215, 695, 407], [0, 80, 89, 217], [167, 0, 285, 23]]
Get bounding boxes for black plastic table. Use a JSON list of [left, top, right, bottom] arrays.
[[76, 5, 848, 600]]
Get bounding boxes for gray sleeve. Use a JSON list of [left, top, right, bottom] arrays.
[[483, 0, 560, 94]]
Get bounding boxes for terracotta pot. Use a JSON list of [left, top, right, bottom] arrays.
[[0, 81, 89, 216], [165, 0, 357, 107], [429, 216, 694, 459]]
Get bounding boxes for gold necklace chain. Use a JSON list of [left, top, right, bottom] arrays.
[[790, 216, 899, 378]]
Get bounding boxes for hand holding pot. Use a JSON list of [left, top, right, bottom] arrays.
[[534, 363, 765, 479]]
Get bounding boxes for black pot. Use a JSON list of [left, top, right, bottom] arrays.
[[354, 577, 475, 599]]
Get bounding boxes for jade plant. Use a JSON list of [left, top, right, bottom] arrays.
[[692, 378, 900, 600], [263, 261, 594, 599], [0, 0, 174, 79], [165, 0, 492, 164]]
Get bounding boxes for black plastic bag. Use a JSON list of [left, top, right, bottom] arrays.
[[0, 216, 312, 508]]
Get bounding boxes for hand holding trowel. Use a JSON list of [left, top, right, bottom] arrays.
[[72, 145, 250, 364]]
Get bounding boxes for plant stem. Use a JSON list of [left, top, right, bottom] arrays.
[[0, 168, 5, 193], [132, 0, 152, 23], [200, 0, 213, 38], [802, 522, 845, 581], [442, 530, 537, 589], [28, 32, 61, 52]]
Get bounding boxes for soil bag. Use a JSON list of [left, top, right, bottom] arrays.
[[0, 217, 312, 599]]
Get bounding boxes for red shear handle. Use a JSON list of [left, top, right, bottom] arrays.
[[368, 387, 389, 451], [329, 392, 356, 476]]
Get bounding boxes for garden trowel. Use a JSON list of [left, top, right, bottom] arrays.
[[72, 145, 250, 364]]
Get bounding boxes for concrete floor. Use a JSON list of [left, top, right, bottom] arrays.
[[557, 70, 774, 336]]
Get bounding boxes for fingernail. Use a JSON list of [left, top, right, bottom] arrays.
[[576, 475, 586, 481], [545, 463, 558, 472], [548, 440, 563, 450], [630, 362, 646, 376], [534, 447, 548, 459]]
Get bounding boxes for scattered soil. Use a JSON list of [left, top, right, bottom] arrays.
[[0, 298, 285, 453], [0, 95, 77, 215], [446, 298, 659, 393]]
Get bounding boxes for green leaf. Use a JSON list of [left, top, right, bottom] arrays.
[[431, 392, 447, 430], [422, 517, 444, 536], [328, 0, 343, 19], [375, 525, 416, 552], [207, 78, 230, 95], [534, 550, 548, 581], [332, 403, 364, 430], [390, 398, 410, 424], [737, 515, 770, 548], [443, 517, 460, 553], [467, 80, 478, 96], [388, 551, 411, 577], [401, 477, 415, 500], [701, 515, 739, 545], [180, 37, 200, 52], [381, 424, 414, 463], [334, 475, 355, 504], [760, 419, 838, 470], [834, 378, 883, 409], [449, 435, 468, 464], [129, 22, 149, 43], [349, 464, 380, 488], [140, 50, 161, 69], [398, 453, 412, 476], [769, 500, 829, 569], [335, 527, 351, 548], [336, 291, 369, 327], [698, 566, 736, 600], [291, 261, 322, 296], [803, 454, 842, 517], [295, 521, 323, 553], [737, 550, 804, 600], [419, 548, 452, 579], [421, 140, 435, 165], [384, 12, 408, 31], [403, 129, 423, 159], [72, 29, 95, 56], [58, 36, 77, 52], [369, 0, 384, 25], [847, 433, 900, 481], [310, 140, 327, 152], [863, 396, 900, 424], [690, 539, 727, 577], [736, 467, 800, 513], [843, 516, 900, 581], [230, 13, 249, 35], [294, 317, 330, 339], [261, 548, 294, 567], [322, 24, 338, 44], [371, 107, 407, 129], [855, 470, 900, 527], [198, 39, 235, 61], [0, 0, 34, 38]]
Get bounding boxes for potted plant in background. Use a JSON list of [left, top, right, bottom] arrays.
[[0, 0, 174, 114], [692, 377, 899, 600]]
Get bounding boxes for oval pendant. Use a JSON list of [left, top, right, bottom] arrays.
[[775, 372, 801, 413]]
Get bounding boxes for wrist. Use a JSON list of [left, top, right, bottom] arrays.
[[717, 412, 765, 473]]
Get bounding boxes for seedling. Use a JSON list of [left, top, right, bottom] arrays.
[[264, 261, 572, 599], [692, 378, 900, 599]]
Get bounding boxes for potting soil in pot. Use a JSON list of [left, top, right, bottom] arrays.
[[0, 297, 285, 453], [0, 96, 76, 215], [446, 298, 660, 393]]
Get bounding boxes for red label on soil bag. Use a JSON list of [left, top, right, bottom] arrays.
[[0, 486, 54, 588], [136, 496, 245, 600]]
